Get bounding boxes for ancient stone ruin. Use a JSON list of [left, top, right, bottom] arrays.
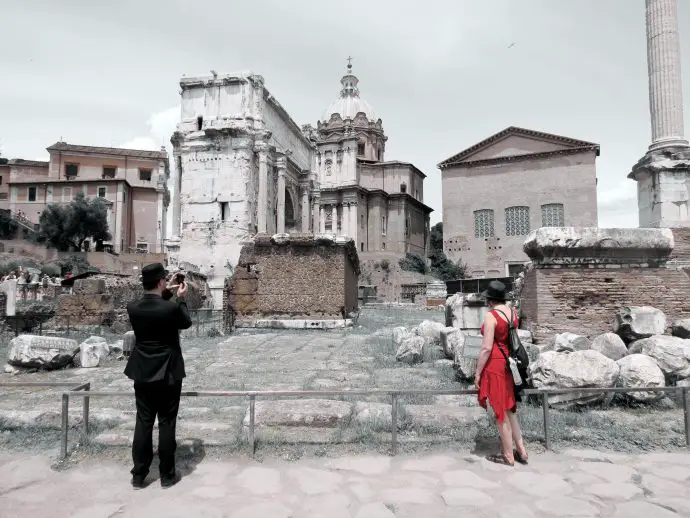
[[520, 227, 690, 343], [224, 233, 360, 329]]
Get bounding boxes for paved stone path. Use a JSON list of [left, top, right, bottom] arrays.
[[1, 448, 689, 517]]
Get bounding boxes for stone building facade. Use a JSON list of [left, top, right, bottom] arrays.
[[439, 127, 600, 278], [169, 63, 432, 308], [7, 143, 169, 253]]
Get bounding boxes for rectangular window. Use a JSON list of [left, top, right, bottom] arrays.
[[381, 216, 387, 236], [360, 214, 364, 228], [357, 142, 365, 156], [62, 187, 72, 202], [505, 206, 530, 236], [541, 203, 565, 227], [65, 163, 78, 178], [97, 186, 107, 198], [0, 193, 7, 200], [0, 176, 3, 185], [136, 242, 149, 253], [28, 187, 37, 202], [220, 201, 228, 221], [139, 168, 152, 182], [102, 166, 116, 179], [474, 209, 495, 238]]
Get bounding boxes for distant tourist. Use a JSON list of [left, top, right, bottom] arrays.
[[474, 280, 528, 466], [124, 262, 192, 489]]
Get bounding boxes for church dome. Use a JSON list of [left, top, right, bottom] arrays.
[[321, 61, 377, 123]]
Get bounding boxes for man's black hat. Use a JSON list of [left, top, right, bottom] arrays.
[[141, 263, 168, 285]]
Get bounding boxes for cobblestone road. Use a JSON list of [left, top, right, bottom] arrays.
[[1, 448, 689, 517]]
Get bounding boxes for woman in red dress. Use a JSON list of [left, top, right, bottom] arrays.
[[475, 280, 528, 466]]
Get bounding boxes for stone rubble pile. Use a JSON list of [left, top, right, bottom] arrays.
[[397, 300, 690, 409], [528, 306, 690, 406], [4, 333, 126, 373]]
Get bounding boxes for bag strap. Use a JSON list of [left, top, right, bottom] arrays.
[[494, 308, 515, 331]]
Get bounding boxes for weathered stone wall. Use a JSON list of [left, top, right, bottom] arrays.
[[520, 227, 690, 343], [225, 234, 360, 321], [521, 267, 690, 343]]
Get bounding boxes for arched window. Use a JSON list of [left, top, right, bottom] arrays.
[[541, 203, 565, 227], [505, 206, 530, 236], [400, 183, 407, 194]]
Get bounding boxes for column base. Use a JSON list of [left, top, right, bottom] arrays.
[[629, 147, 690, 228]]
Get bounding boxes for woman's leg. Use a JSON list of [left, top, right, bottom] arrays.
[[497, 416, 515, 463], [507, 411, 527, 458]]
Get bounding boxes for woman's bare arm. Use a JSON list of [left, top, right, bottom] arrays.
[[475, 312, 496, 384]]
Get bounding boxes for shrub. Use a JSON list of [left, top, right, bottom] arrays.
[[399, 253, 428, 274], [41, 263, 62, 277]]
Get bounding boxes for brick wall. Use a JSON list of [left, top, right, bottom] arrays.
[[521, 267, 690, 343], [225, 234, 360, 321], [670, 228, 690, 263]]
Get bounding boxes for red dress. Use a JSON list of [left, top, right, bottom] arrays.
[[478, 309, 518, 423]]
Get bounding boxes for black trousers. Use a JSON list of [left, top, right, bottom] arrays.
[[131, 380, 182, 479]]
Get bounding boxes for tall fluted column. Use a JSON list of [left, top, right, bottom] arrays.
[[276, 157, 286, 233], [342, 203, 350, 237], [349, 201, 358, 243], [172, 154, 182, 237], [312, 195, 320, 233], [646, 0, 689, 150], [254, 141, 269, 233], [319, 205, 326, 233], [300, 186, 310, 232]]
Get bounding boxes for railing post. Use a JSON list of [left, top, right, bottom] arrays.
[[82, 383, 90, 442], [542, 391, 551, 450], [391, 393, 398, 456], [683, 388, 690, 448], [61, 393, 69, 460], [249, 395, 256, 456]]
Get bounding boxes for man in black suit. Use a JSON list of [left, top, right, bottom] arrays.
[[124, 263, 192, 489]]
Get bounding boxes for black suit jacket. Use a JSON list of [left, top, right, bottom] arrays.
[[124, 294, 193, 383]]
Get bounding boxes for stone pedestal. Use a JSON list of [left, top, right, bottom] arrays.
[[520, 227, 690, 343]]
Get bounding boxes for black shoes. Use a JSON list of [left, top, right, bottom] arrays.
[[131, 475, 148, 489], [160, 470, 182, 489]]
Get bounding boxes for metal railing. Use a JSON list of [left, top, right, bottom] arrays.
[[57, 385, 690, 459], [2, 382, 688, 460]]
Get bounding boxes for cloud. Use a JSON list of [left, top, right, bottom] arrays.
[[121, 106, 179, 151]]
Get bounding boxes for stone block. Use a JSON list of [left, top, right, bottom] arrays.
[[523, 227, 674, 266], [529, 350, 620, 407], [614, 306, 667, 342], [616, 354, 665, 402], [628, 335, 690, 378], [591, 333, 628, 361], [79, 336, 110, 368], [8, 335, 79, 370], [73, 278, 106, 295]]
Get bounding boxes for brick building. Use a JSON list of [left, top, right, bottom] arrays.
[[8, 142, 170, 253], [439, 127, 600, 278]]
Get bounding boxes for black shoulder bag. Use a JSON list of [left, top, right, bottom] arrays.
[[494, 308, 530, 401]]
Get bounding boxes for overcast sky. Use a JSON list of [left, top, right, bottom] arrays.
[[2, 0, 689, 228]]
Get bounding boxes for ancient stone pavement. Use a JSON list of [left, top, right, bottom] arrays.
[[1, 449, 689, 518]]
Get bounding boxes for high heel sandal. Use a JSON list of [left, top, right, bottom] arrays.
[[514, 449, 529, 465]]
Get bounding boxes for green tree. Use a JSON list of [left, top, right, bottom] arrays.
[[38, 192, 111, 251], [0, 210, 18, 239], [428, 222, 468, 281]]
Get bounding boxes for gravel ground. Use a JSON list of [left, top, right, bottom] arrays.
[[0, 306, 688, 464]]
